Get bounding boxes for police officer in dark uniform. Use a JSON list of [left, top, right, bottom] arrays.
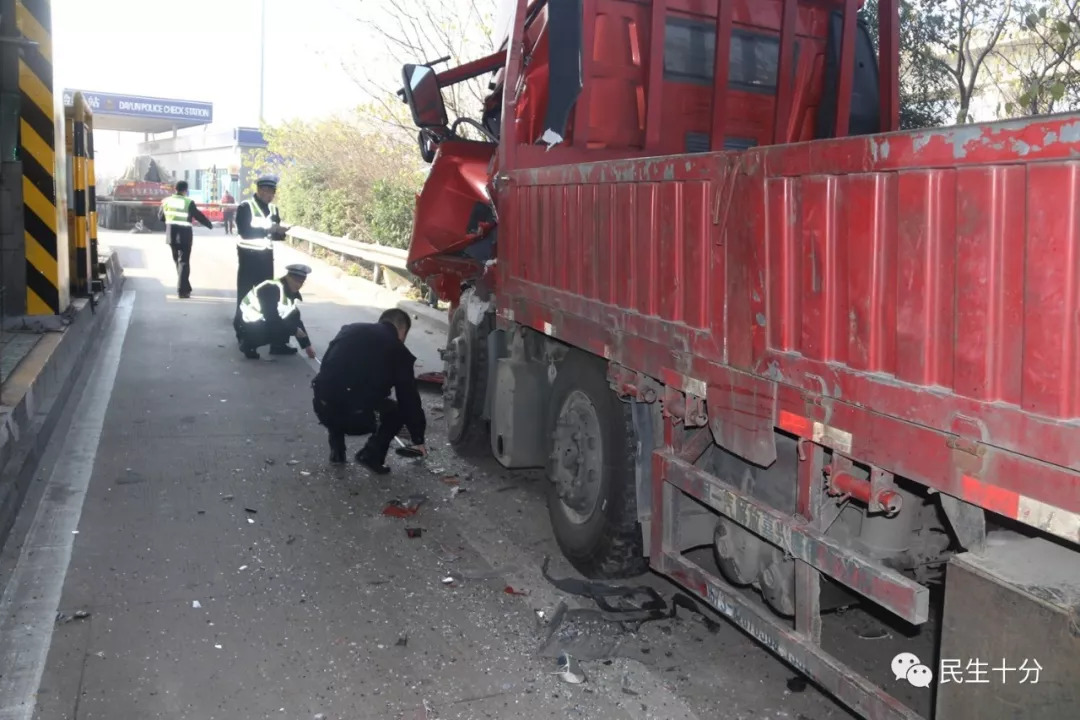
[[234, 175, 288, 337], [236, 264, 317, 360], [158, 180, 212, 298], [312, 308, 427, 470]]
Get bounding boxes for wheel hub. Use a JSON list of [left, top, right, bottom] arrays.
[[551, 391, 603, 523]]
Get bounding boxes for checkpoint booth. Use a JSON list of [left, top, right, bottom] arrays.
[[61, 90, 213, 295]]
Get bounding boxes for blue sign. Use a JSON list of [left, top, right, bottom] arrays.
[[236, 127, 267, 147], [62, 89, 213, 124]]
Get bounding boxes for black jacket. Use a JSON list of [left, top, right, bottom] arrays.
[[158, 198, 212, 244], [236, 197, 285, 241], [316, 321, 426, 444], [254, 281, 310, 349]]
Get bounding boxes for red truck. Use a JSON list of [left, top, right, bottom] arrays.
[[400, 1, 1080, 717]]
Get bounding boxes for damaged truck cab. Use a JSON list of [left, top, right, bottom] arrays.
[[400, 1, 1080, 718]]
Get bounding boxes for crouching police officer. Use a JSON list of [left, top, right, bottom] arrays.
[[236, 264, 317, 360], [312, 308, 426, 470]]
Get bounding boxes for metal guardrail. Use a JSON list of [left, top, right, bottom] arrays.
[[285, 226, 409, 271]]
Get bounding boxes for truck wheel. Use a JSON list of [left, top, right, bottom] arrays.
[[443, 293, 491, 455], [546, 352, 648, 579]]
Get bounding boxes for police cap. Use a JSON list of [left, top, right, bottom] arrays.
[[256, 174, 279, 189], [285, 264, 312, 279]]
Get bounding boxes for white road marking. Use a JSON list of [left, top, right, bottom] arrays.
[[0, 290, 136, 720]]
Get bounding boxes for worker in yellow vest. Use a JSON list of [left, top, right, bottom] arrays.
[[158, 181, 213, 298], [236, 264, 317, 360]]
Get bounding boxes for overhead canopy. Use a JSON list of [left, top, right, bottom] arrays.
[[63, 89, 213, 133]]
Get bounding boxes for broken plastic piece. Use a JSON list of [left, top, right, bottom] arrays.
[[504, 586, 528, 596], [406, 527, 423, 538], [555, 653, 585, 684], [396, 633, 409, 647], [244, 508, 257, 514], [192, 600, 202, 609], [383, 495, 427, 519]]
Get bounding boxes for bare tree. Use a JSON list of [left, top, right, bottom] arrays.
[[990, 0, 1080, 116], [332, 0, 497, 135], [910, 0, 1018, 124]]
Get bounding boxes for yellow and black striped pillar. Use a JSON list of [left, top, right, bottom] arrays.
[[65, 97, 90, 296], [16, 0, 69, 315], [87, 108, 100, 290]]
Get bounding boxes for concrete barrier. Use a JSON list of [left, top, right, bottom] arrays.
[[0, 251, 126, 549]]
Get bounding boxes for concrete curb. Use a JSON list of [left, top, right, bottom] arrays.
[[0, 253, 126, 550]]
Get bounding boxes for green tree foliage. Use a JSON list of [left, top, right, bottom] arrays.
[[248, 113, 424, 249], [993, 0, 1080, 117], [864, 0, 1080, 126], [861, 0, 956, 129]]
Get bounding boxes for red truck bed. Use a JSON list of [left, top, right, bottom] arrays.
[[498, 113, 1080, 550]]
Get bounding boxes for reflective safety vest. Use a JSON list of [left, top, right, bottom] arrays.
[[161, 194, 192, 226], [239, 279, 298, 324], [237, 198, 280, 251]]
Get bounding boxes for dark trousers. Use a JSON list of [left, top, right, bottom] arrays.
[[313, 387, 403, 462], [235, 246, 274, 339], [170, 239, 192, 295], [236, 246, 274, 305], [237, 317, 298, 352], [223, 211, 235, 235]]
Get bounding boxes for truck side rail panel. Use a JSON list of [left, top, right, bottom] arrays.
[[498, 113, 1080, 545]]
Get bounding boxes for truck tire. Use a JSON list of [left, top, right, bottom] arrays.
[[443, 292, 491, 455], [546, 351, 648, 579]]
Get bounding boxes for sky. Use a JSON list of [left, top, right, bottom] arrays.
[[52, 0, 502, 176], [52, 0, 389, 127]]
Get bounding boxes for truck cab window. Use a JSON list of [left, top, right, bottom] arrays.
[[663, 17, 783, 94]]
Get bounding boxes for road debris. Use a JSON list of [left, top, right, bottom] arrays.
[[244, 508, 257, 514], [440, 475, 460, 486], [396, 632, 409, 647], [405, 527, 423, 538], [56, 610, 91, 624], [555, 653, 586, 684], [192, 600, 202, 609], [383, 494, 427, 519], [504, 585, 528, 596]]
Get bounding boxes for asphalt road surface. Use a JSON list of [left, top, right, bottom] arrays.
[[0, 228, 861, 720]]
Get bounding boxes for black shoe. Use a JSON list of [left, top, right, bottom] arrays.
[[240, 345, 259, 359], [178, 292, 190, 299], [355, 448, 390, 475], [269, 345, 298, 355], [329, 448, 346, 464]]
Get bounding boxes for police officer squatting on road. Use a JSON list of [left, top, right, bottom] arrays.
[[158, 181, 213, 299], [236, 264, 317, 360], [312, 309, 427, 471], [234, 175, 289, 336]]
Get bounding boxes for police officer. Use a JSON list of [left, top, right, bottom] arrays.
[[234, 175, 288, 335], [312, 308, 426, 470], [236, 264, 317, 360], [158, 180, 212, 298]]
